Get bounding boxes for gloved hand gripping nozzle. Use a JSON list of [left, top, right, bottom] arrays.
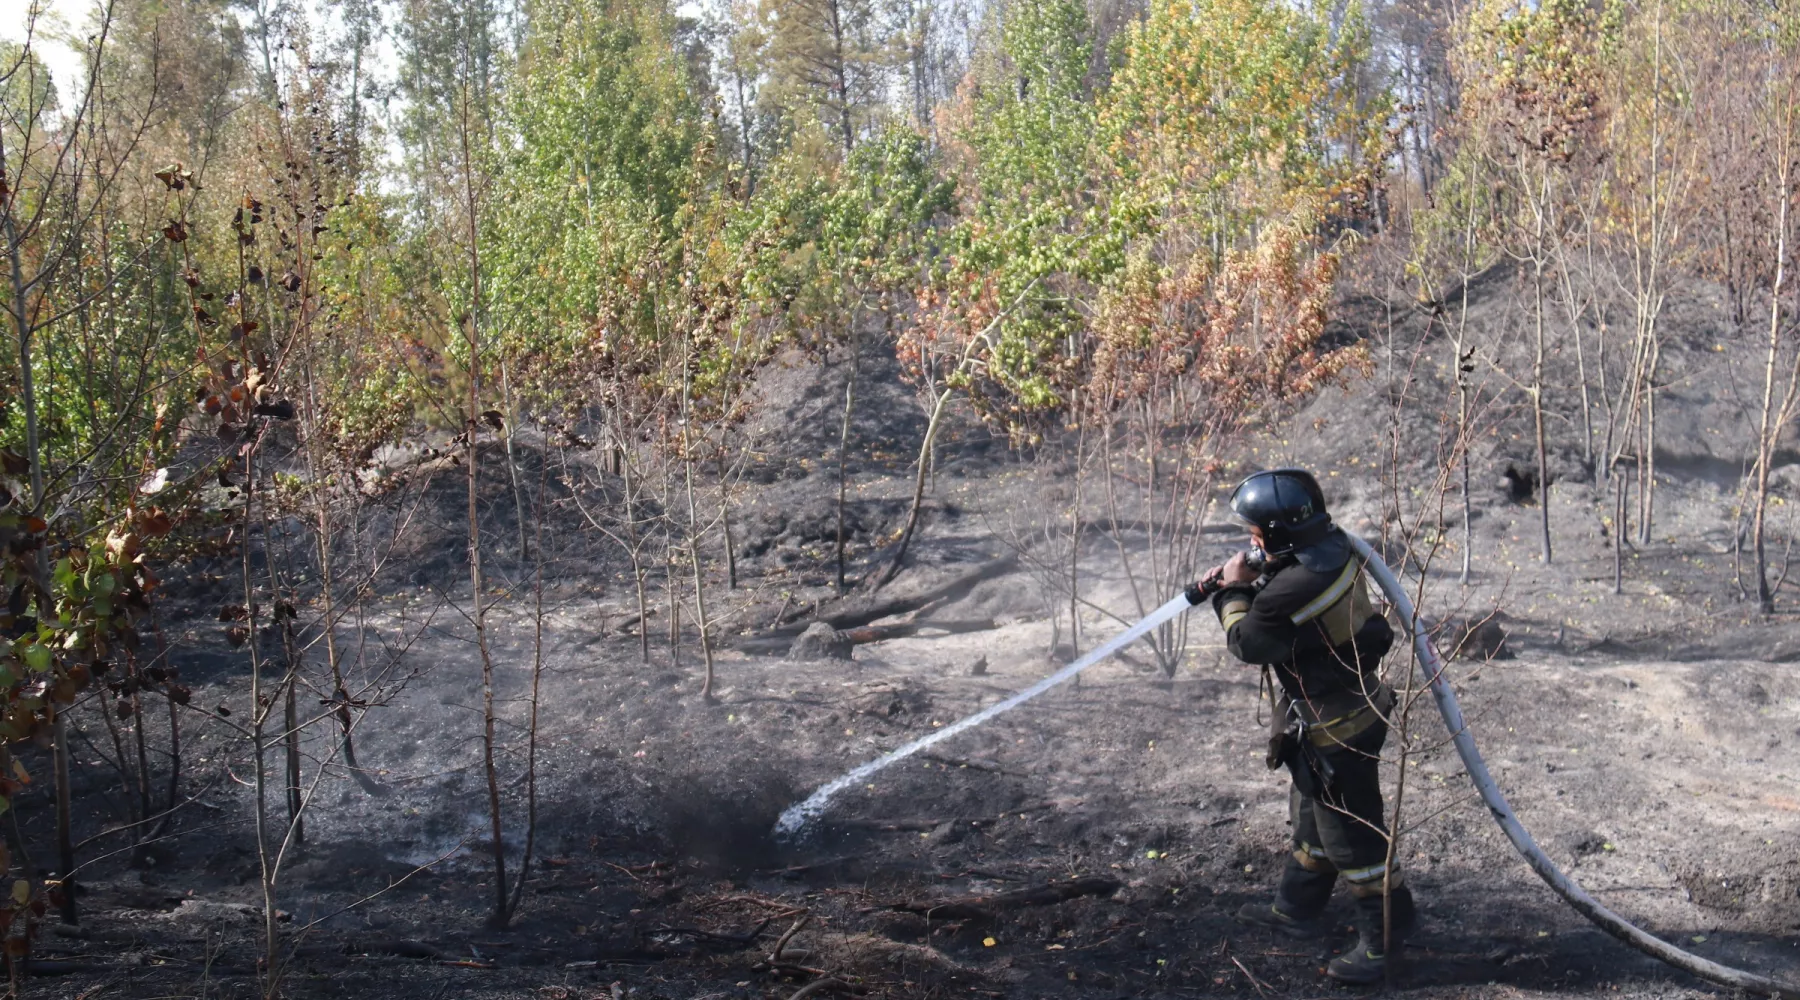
[[1186, 547, 1269, 605]]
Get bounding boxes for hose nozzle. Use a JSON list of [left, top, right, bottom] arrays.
[[1185, 546, 1269, 605]]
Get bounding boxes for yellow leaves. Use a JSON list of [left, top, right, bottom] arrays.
[[1101, 0, 1380, 225]]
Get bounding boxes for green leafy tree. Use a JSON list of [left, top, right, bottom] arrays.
[[761, 0, 892, 156]]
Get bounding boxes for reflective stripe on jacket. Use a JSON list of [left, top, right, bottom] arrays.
[[1212, 530, 1393, 726]]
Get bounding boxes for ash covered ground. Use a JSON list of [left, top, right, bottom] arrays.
[[14, 302, 1800, 999]]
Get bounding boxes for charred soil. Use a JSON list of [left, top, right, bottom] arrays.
[[14, 335, 1800, 1000]]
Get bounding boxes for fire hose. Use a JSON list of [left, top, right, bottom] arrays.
[[776, 539, 1798, 997], [1344, 534, 1798, 999]]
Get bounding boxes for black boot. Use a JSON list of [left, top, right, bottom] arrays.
[[1234, 855, 1334, 938], [1327, 887, 1416, 985], [1233, 899, 1326, 938]]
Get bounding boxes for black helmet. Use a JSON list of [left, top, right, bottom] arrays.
[[1228, 468, 1333, 556]]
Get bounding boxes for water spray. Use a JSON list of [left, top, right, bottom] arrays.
[[773, 589, 1208, 838], [774, 536, 1799, 997]]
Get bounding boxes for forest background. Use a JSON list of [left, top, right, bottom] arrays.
[[3, 0, 1800, 995]]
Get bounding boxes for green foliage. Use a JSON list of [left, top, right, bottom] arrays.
[[1103, 0, 1387, 247], [765, 125, 954, 348], [918, 0, 1101, 431], [916, 0, 1387, 439], [305, 193, 430, 462], [483, 0, 708, 404], [1457, 0, 1602, 162], [0, 495, 170, 812], [759, 0, 889, 154], [1405, 154, 1503, 303]]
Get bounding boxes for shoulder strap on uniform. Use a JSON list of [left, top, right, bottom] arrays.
[[1289, 558, 1358, 625]]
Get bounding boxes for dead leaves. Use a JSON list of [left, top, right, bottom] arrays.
[[136, 509, 173, 538], [153, 163, 197, 191]]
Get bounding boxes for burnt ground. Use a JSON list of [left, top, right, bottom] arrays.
[[11, 320, 1800, 999]]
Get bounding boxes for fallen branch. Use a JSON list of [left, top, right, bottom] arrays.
[[891, 876, 1121, 920], [292, 939, 444, 961], [17, 959, 103, 976], [739, 617, 999, 657], [771, 912, 810, 964], [837, 618, 997, 644], [1229, 953, 1272, 999], [693, 894, 807, 917], [767, 557, 1020, 636]]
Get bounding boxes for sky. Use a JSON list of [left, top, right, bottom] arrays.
[[1, 0, 94, 100]]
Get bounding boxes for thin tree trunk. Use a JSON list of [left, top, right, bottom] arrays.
[[681, 368, 718, 701], [130, 688, 151, 858], [826, 0, 854, 154], [284, 663, 302, 844], [1456, 189, 1479, 585], [882, 378, 955, 587], [52, 710, 72, 918], [1531, 184, 1553, 565], [1754, 126, 1796, 613], [163, 658, 182, 820], [718, 450, 737, 590], [308, 445, 362, 783], [263, 513, 305, 846], [1067, 398, 1084, 657], [1639, 1, 1666, 547], [731, 49, 756, 196], [835, 339, 860, 595], [505, 446, 549, 921], [6, 209, 76, 921], [1614, 462, 1628, 596], [244, 436, 277, 986], [500, 360, 529, 563], [666, 449, 681, 664], [1559, 236, 1596, 472], [879, 291, 1035, 587], [457, 76, 509, 932], [1640, 352, 1658, 545], [617, 410, 650, 663]]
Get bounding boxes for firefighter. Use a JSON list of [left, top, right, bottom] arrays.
[[1189, 468, 1417, 985]]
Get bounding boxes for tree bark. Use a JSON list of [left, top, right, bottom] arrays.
[[1752, 158, 1788, 613], [5, 208, 75, 922], [457, 74, 508, 932], [1531, 173, 1553, 565], [685, 433, 717, 702], [835, 339, 860, 595]]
